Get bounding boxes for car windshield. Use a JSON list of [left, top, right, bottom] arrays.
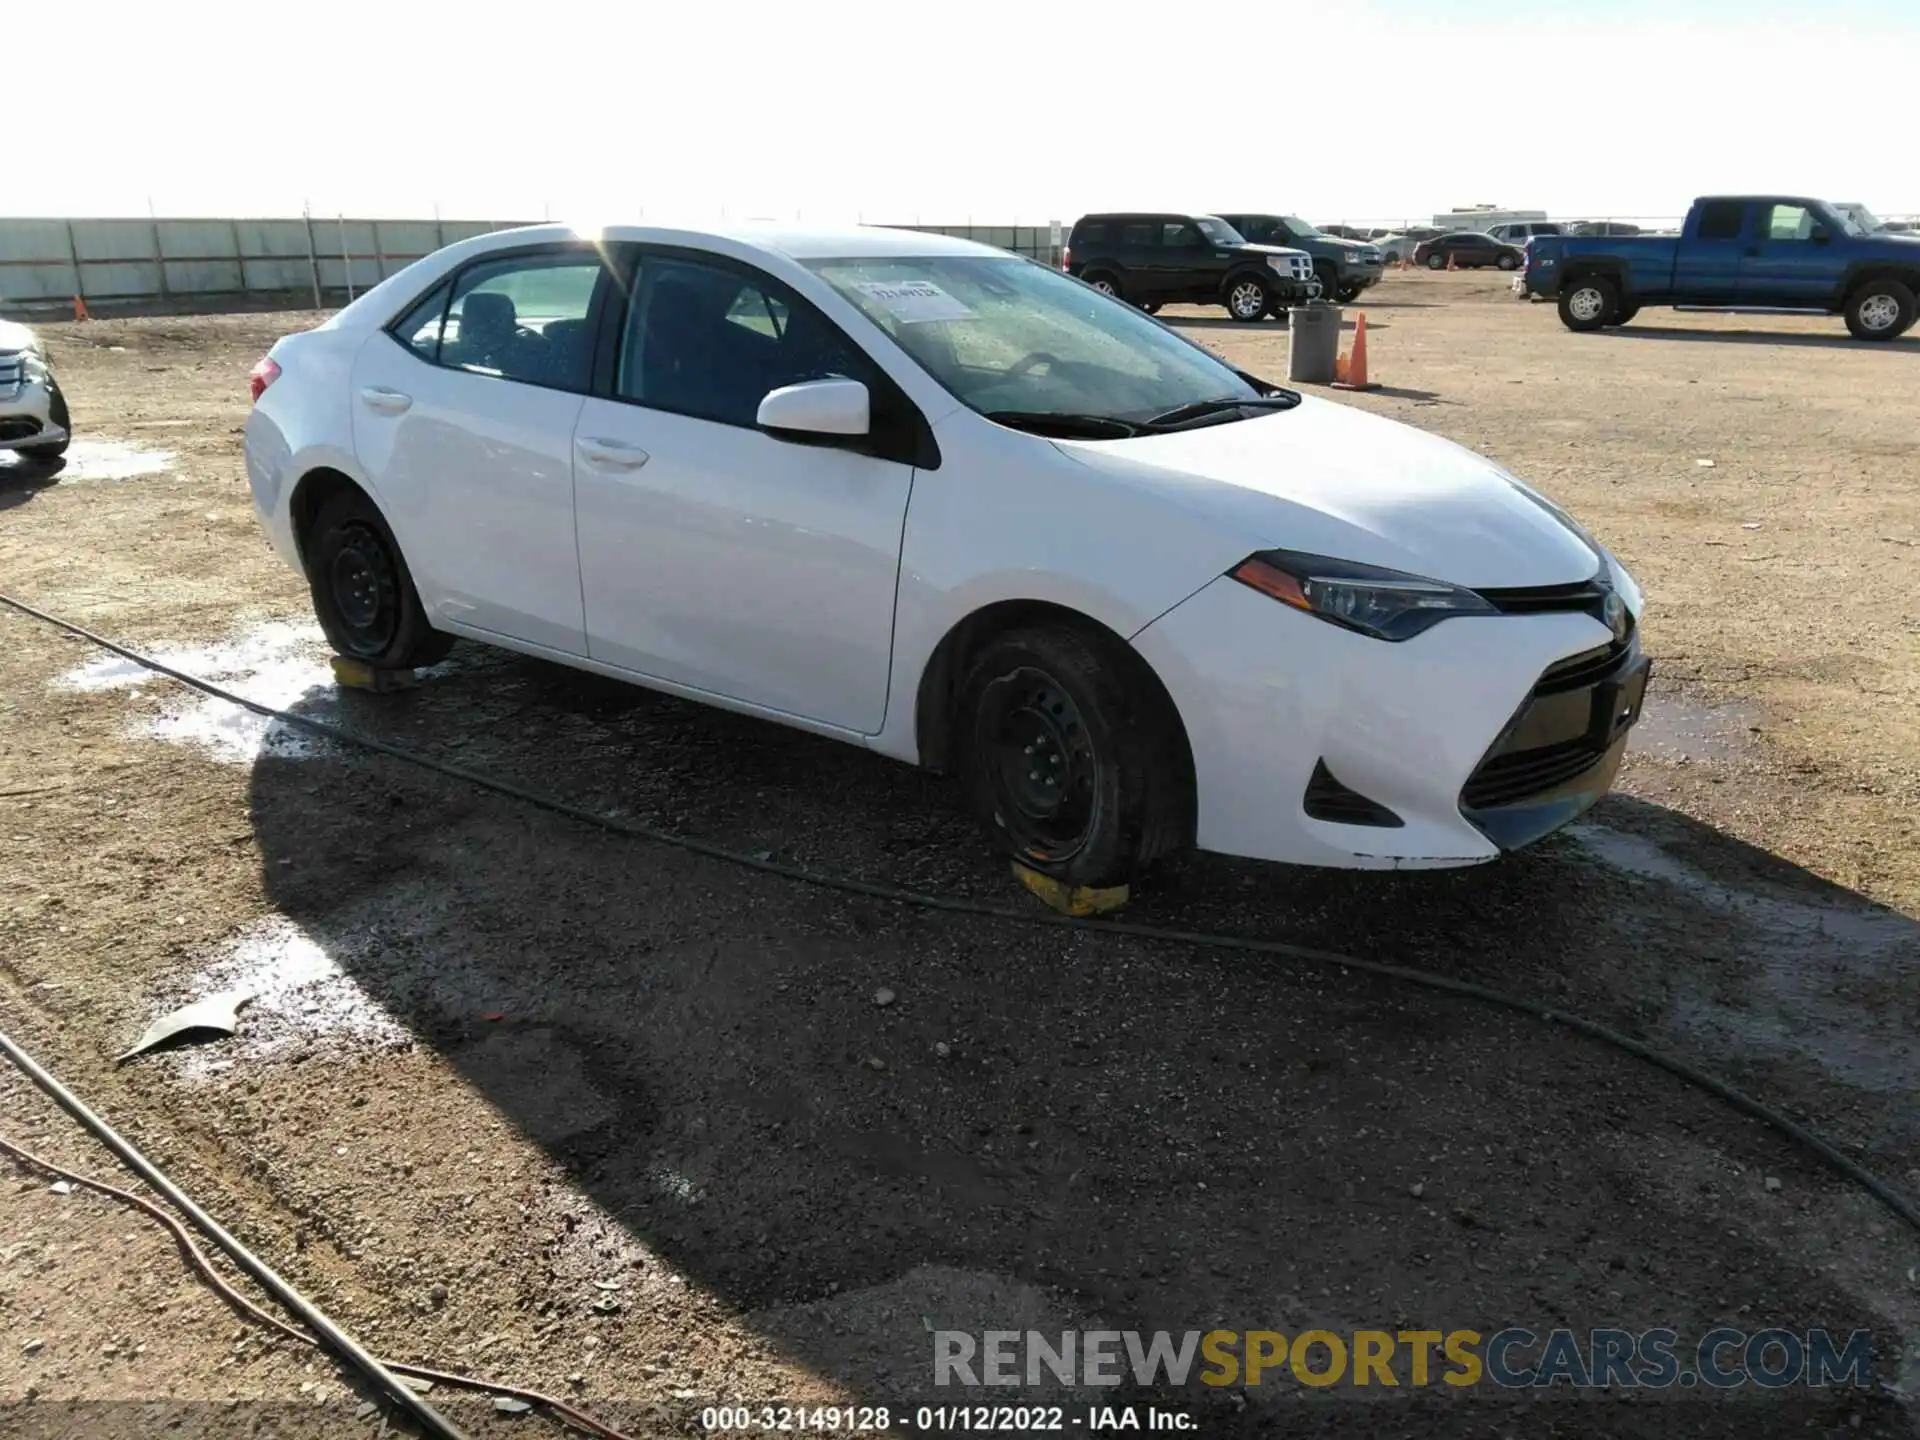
[[1277, 216, 1321, 241], [1195, 217, 1244, 245], [806, 255, 1265, 427], [1832, 204, 1881, 236]]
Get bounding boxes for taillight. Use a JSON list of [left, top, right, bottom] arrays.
[[1062, 245, 1072, 271], [248, 356, 281, 403]]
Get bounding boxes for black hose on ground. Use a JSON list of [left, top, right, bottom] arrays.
[[0, 1024, 471, 1440], [4, 590, 1917, 1240]]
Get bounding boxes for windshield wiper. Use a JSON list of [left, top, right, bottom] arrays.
[[986, 410, 1143, 439], [1144, 394, 1301, 428]]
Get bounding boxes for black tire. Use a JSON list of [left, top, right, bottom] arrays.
[[14, 385, 71, 460], [1843, 278, 1915, 341], [1426, 253, 1447, 270], [303, 489, 453, 669], [1224, 274, 1272, 323], [1496, 253, 1520, 271], [1313, 263, 1342, 303], [1611, 303, 1641, 327], [1336, 283, 1363, 304], [1558, 276, 1617, 332], [1083, 272, 1123, 302], [956, 624, 1189, 888], [1140, 302, 1163, 315]]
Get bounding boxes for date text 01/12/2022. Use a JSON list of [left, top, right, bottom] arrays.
[[700, 1405, 1196, 1431]]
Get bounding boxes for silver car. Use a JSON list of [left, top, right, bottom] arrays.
[[0, 319, 71, 460]]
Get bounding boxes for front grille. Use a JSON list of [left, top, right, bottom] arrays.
[[0, 353, 21, 388], [0, 417, 41, 442], [1462, 739, 1607, 808], [1303, 760, 1403, 827], [1477, 577, 1609, 615]]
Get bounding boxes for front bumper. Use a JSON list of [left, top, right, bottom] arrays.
[[1132, 576, 1644, 869], [1342, 264, 1386, 289], [0, 372, 66, 452]]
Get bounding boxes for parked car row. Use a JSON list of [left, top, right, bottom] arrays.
[[1411, 232, 1528, 270], [1063, 212, 1384, 323]]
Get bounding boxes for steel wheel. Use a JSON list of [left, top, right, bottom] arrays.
[[327, 521, 401, 657], [974, 666, 1100, 862]]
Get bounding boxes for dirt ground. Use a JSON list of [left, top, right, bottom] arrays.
[[1, 271, 1917, 1438]]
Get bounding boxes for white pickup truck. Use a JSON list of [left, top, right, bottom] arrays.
[[0, 319, 72, 460]]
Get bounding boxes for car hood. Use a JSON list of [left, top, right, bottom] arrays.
[[1050, 396, 1604, 588], [0, 319, 37, 353], [1229, 242, 1311, 261]]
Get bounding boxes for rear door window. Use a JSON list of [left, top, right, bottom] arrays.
[[440, 253, 604, 391], [1120, 223, 1155, 249], [1696, 201, 1747, 241]]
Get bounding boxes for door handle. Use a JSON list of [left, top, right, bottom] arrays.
[[575, 436, 650, 470], [359, 386, 413, 414]]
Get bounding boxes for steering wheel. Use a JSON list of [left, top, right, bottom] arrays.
[[1005, 351, 1064, 380]]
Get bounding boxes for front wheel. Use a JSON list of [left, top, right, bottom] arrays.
[[304, 489, 454, 669], [1426, 253, 1446, 270], [1558, 276, 1617, 332], [1225, 276, 1272, 322], [1336, 283, 1364, 304], [1844, 279, 1915, 341], [957, 625, 1189, 889], [1140, 301, 1163, 315], [1611, 303, 1641, 327]]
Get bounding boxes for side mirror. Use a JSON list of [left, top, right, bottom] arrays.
[[757, 378, 870, 440], [1810, 224, 1832, 244]]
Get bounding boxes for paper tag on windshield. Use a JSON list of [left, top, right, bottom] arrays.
[[855, 280, 975, 324]]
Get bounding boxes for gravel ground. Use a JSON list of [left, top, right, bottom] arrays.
[[1, 274, 1917, 1437]]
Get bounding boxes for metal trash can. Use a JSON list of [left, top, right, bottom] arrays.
[[1287, 302, 1342, 384]]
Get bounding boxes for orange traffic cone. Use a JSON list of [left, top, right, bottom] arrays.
[[72, 295, 90, 321], [1446, 250, 1458, 272], [1333, 313, 1376, 391]]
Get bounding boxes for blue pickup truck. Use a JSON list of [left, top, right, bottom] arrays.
[[1525, 196, 1920, 341]]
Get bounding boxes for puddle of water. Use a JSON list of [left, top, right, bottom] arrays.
[[1630, 692, 1760, 763], [160, 915, 409, 1077], [1573, 823, 1919, 1096], [0, 438, 175, 482], [58, 620, 338, 764]]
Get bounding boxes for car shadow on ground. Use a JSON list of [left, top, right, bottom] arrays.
[[0, 454, 66, 511], [235, 647, 1916, 1434], [1603, 326, 1920, 352], [1166, 315, 1388, 334]]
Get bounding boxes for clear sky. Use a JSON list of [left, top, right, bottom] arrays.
[[15, 0, 1917, 226]]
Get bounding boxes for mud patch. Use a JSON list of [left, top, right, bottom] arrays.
[[1574, 822, 1920, 1103], [59, 620, 343, 763], [1631, 690, 1761, 763]]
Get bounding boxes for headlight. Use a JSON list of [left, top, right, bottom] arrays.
[[1229, 549, 1497, 641], [21, 353, 50, 383], [1266, 256, 1290, 273]]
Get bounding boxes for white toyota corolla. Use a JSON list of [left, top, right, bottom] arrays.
[[244, 223, 1648, 886]]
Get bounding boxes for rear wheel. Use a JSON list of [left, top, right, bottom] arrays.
[[956, 625, 1188, 888], [1084, 272, 1122, 301], [304, 489, 454, 669], [1558, 276, 1617, 332], [1844, 279, 1915, 341], [1426, 252, 1446, 270], [1225, 275, 1272, 322]]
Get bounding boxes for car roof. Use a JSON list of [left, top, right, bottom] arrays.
[[462, 221, 1011, 261], [1695, 195, 1826, 209]]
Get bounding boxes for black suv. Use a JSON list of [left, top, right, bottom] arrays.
[[1212, 214, 1386, 304], [1064, 213, 1320, 321]]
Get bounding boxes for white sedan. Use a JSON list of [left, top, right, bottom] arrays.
[[244, 223, 1647, 885]]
